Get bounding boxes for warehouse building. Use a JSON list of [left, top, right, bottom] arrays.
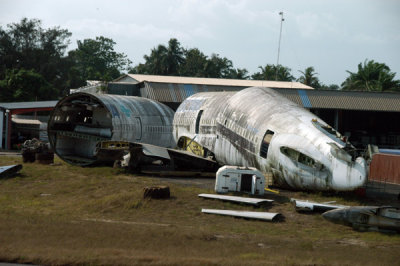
[[2, 74, 400, 151], [0, 101, 57, 149], [107, 74, 400, 149]]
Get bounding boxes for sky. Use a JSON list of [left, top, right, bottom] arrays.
[[1, 0, 399, 85]]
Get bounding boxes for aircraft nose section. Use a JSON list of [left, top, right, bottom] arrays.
[[331, 156, 367, 191], [350, 157, 368, 187], [322, 208, 347, 225]]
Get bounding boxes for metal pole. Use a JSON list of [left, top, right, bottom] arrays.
[[0, 110, 3, 149], [4, 110, 9, 150], [275, 12, 284, 81]]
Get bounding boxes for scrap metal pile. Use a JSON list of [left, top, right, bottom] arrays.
[[291, 198, 400, 233], [21, 138, 54, 164], [41, 89, 400, 233]]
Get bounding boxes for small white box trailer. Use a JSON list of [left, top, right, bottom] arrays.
[[215, 166, 265, 195]]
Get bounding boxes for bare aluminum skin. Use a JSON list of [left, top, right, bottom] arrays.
[[173, 87, 367, 191], [48, 92, 175, 165], [198, 193, 273, 206], [322, 206, 400, 233], [291, 198, 347, 212], [201, 209, 281, 222], [0, 164, 22, 178]]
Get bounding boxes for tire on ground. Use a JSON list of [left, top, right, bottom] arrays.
[[22, 151, 36, 163], [143, 186, 170, 199], [35, 152, 54, 164]]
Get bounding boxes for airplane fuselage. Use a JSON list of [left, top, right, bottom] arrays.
[[173, 87, 367, 191]]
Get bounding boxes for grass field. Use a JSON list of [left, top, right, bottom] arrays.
[[0, 155, 399, 265]]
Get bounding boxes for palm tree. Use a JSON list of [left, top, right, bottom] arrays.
[[179, 48, 208, 77], [166, 38, 184, 75], [144, 44, 168, 75], [139, 38, 185, 76], [298, 66, 321, 88], [251, 64, 294, 81], [342, 59, 400, 92]]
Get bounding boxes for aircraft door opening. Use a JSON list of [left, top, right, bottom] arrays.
[[240, 174, 253, 192], [260, 130, 274, 158], [195, 110, 203, 134]]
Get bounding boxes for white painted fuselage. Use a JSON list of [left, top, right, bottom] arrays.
[[173, 87, 367, 191]]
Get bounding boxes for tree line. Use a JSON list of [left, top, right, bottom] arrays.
[[1, 18, 399, 102]]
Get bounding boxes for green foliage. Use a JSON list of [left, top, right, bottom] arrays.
[[130, 38, 184, 76], [130, 38, 249, 79], [203, 53, 233, 78], [0, 68, 57, 102], [251, 64, 294, 81], [68, 36, 132, 82], [297, 66, 321, 88], [179, 48, 208, 77], [228, 68, 249, 79], [0, 18, 72, 100], [319, 84, 340, 90], [2, 17, 400, 103], [341, 59, 400, 92]]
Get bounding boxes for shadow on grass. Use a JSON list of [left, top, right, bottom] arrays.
[[0, 172, 25, 180]]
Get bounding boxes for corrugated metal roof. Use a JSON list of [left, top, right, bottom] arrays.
[[301, 90, 400, 111], [117, 74, 314, 90], [139, 83, 400, 112], [141, 82, 245, 102], [0, 101, 58, 110]]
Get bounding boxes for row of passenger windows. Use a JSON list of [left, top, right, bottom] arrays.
[[145, 125, 173, 133], [223, 119, 259, 145]]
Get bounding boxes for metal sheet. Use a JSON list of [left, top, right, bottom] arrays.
[[369, 153, 400, 184], [124, 74, 313, 89], [291, 198, 346, 212], [301, 89, 400, 112], [0, 164, 22, 178], [141, 143, 171, 160], [323, 206, 400, 233], [0, 101, 58, 110], [201, 209, 281, 221], [114, 75, 400, 112], [199, 194, 273, 206]]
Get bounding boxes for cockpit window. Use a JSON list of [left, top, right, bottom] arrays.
[[312, 119, 345, 146], [280, 146, 323, 169]]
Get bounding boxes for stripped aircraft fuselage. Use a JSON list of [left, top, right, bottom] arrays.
[[173, 87, 367, 191]]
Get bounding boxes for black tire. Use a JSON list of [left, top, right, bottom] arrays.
[[143, 186, 170, 199], [35, 152, 54, 164]]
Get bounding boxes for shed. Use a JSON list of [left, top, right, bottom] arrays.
[[0, 101, 57, 149]]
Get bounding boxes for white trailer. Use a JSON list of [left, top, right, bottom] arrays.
[[215, 166, 265, 195]]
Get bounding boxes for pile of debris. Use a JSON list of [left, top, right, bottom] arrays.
[[291, 199, 400, 233], [21, 138, 54, 164]]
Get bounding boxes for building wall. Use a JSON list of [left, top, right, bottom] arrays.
[[311, 109, 400, 149], [0, 110, 3, 149], [369, 153, 400, 184]]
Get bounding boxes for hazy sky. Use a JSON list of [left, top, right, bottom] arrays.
[[1, 0, 399, 85]]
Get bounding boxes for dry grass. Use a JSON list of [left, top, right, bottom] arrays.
[[0, 155, 399, 265]]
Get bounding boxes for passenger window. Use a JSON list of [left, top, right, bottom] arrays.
[[260, 130, 274, 158]]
